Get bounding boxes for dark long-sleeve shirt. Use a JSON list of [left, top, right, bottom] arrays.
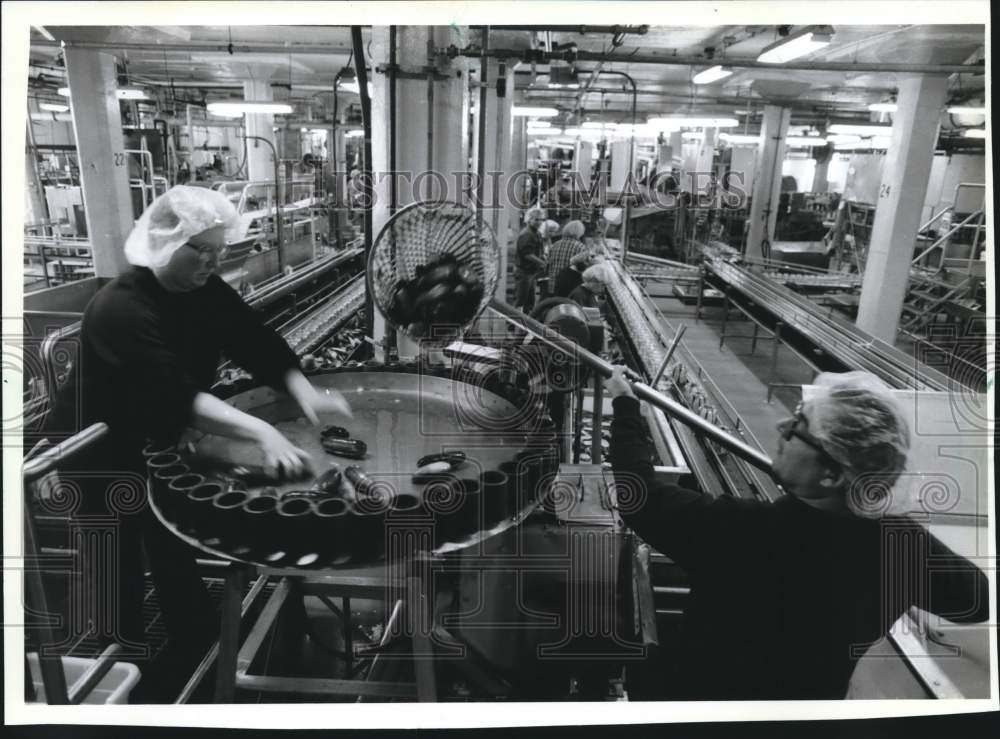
[[609, 395, 989, 700], [515, 227, 544, 274], [47, 267, 300, 464], [552, 266, 583, 298]]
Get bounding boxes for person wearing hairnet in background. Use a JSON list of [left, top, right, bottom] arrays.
[[606, 369, 987, 700], [44, 185, 352, 700]]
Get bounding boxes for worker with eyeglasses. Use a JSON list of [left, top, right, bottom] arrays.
[[605, 367, 988, 700], [43, 185, 351, 698]]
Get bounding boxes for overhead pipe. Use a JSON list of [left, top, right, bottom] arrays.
[[471, 25, 649, 35], [32, 38, 354, 56], [445, 45, 983, 76]]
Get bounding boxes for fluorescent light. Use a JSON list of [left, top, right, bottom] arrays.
[[827, 123, 892, 136], [345, 129, 364, 138], [963, 129, 986, 139], [547, 83, 580, 89], [786, 136, 827, 147], [647, 116, 739, 129], [309, 128, 328, 134], [39, 102, 69, 113], [563, 127, 605, 137], [825, 134, 861, 144], [512, 107, 559, 117], [527, 120, 552, 128], [868, 102, 897, 113], [682, 132, 703, 140], [582, 121, 611, 129], [758, 26, 834, 64], [948, 106, 985, 116], [207, 101, 294, 116], [693, 65, 733, 85], [530, 128, 565, 136], [58, 86, 148, 100], [339, 80, 373, 96], [834, 137, 892, 151], [117, 88, 148, 100], [720, 133, 760, 145]]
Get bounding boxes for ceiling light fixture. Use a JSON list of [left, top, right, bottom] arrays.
[[758, 25, 834, 64], [527, 120, 552, 128], [513, 106, 559, 117], [825, 134, 861, 144], [39, 102, 69, 113], [867, 102, 897, 113], [647, 116, 739, 129], [692, 65, 734, 85], [117, 88, 149, 100], [963, 129, 986, 139], [338, 80, 374, 96], [57, 87, 70, 97], [827, 123, 892, 136], [786, 136, 827, 147], [834, 136, 892, 151], [345, 129, 365, 138], [948, 106, 986, 116], [719, 133, 759, 145], [206, 101, 294, 116]]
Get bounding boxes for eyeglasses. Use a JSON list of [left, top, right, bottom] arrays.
[[777, 402, 842, 471], [187, 242, 230, 260]]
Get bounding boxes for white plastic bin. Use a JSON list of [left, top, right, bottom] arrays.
[[26, 653, 141, 704]]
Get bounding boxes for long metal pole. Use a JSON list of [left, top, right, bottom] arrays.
[[351, 26, 375, 339], [487, 299, 774, 474]]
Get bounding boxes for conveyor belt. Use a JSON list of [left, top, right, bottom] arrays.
[[606, 260, 781, 501], [275, 275, 365, 355], [704, 256, 955, 391]]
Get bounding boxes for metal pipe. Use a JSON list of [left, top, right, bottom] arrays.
[[475, 27, 489, 228], [23, 423, 109, 483], [651, 324, 687, 387], [33, 38, 354, 56], [472, 25, 649, 35], [351, 26, 375, 340], [243, 135, 284, 271], [487, 299, 775, 474], [447, 45, 983, 75]]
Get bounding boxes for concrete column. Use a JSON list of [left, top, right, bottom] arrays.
[[746, 105, 791, 260], [856, 74, 949, 341], [242, 79, 277, 184], [655, 139, 672, 173], [574, 140, 594, 190], [509, 117, 529, 238], [481, 58, 514, 298], [609, 139, 633, 192], [811, 144, 833, 193], [370, 26, 470, 356], [693, 127, 717, 199], [64, 47, 132, 277]]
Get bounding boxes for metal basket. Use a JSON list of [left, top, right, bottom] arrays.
[[367, 200, 499, 342]]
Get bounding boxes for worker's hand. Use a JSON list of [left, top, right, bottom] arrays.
[[255, 424, 315, 480], [606, 366, 636, 399], [297, 385, 353, 426]]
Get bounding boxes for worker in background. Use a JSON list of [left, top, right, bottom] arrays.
[[538, 219, 561, 299], [44, 186, 352, 699], [568, 261, 613, 310], [552, 249, 598, 299], [514, 207, 546, 312], [606, 369, 988, 700], [546, 220, 587, 293]]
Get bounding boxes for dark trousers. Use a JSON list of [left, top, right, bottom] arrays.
[[514, 270, 537, 312]]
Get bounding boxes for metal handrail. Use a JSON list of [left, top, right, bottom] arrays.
[[910, 209, 983, 266]]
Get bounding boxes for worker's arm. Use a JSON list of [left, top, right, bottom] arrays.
[[190, 391, 313, 478], [917, 533, 990, 623], [607, 368, 730, 567]]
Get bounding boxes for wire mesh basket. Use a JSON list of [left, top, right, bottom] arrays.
[[367, 200, 499, 343]]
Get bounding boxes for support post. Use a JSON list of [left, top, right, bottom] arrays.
[[64, 47, 133, 277], [746, 105, 791, 261]]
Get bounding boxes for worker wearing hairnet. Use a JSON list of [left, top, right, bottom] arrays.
[[45, 186, 352, 699], [606, 369, 987, 700], [568, 261, 613, 309], [513, 207, 547, 311]]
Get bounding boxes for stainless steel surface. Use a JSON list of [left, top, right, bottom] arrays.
[[157, 371, 545, 566], [277, 276, 365, 355]]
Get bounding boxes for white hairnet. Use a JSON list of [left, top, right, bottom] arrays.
[[582, 262, 615, 285], [807, 371, 910, 483], [561, 220, 585, 239], [124, 185, 243, 268], [543, 220, 561, 237], [524, 206, 546, 223]]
